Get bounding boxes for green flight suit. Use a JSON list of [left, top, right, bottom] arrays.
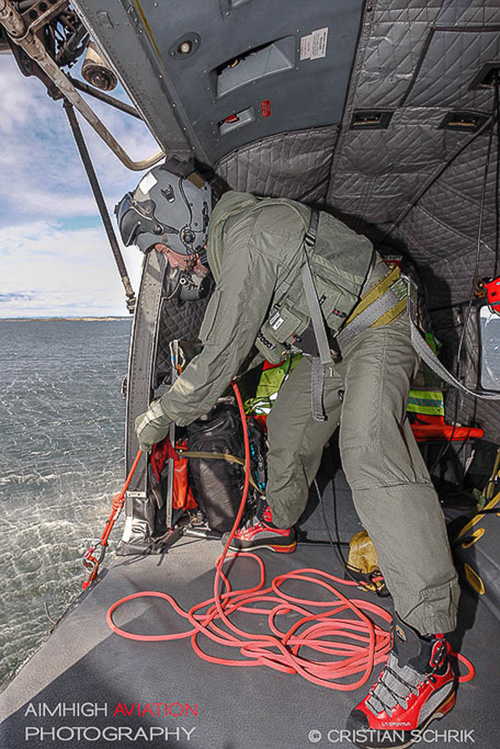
[[145, 190, 460, 635]]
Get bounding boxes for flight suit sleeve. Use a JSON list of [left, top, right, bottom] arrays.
[[159, 237, 280, 426]]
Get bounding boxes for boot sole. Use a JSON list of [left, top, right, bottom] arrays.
[[228, 541, 297, 554], [352, 688, 456, 749]]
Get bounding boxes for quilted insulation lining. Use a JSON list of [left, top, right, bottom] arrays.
[[212, 0, 500, 440], [329, 0, 500, 441], [154, 281, 212, 394], [215, 125, 338, 203], [327, 0, 500, 227], [394, 134, 499, 305], [405, 29, 500, 110]]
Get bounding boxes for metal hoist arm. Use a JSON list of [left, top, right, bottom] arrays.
[[0, 0, 165, 171]]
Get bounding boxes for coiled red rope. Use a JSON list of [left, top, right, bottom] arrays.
[[106, 382, 474, 690]]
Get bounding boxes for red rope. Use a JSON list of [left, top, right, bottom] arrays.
[[101, 448, 142, 546], [106, 383, 474, 690], [83, 449, 142, 589]]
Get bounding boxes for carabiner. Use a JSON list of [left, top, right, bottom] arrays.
[[82, 541, 107, 589]]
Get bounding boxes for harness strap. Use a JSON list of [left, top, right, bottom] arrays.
[[180, 450, 261, 491], [404, 276, 500, 402], [298, 210, 500, 419], [301, 209, 332, 421], [337, 275, 407, 349], [299, 212, 500, 412]]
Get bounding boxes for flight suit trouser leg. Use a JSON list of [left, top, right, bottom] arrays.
[[266, 315, 460, 635]]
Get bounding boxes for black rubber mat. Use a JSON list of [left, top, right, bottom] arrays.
[[0, 533, 497, 749]]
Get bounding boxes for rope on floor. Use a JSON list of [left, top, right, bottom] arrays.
[[107, 382, 474, 690]]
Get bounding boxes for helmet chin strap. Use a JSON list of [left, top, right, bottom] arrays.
[[197, 246, 208, 269]]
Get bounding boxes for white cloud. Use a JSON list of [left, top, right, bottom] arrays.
[[0, 221, 144, 317], [0, 63, 47, 130], [0, 55, 156, 316]]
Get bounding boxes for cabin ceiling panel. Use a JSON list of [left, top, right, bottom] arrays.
[[327, 109, 472, 227], [215, 126, 338, 203], [416, 136, 500, 245], [339, 108, 462, 174], [327, 0, 498, 241], [404, 29, 500, 109], [436, 0, 500, 27], [350, 2, 442, 109], [75, 0, 363, 165]]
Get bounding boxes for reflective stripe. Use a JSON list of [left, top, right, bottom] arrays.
[[407, 389, 445, 416]]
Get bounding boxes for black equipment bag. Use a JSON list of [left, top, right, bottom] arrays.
[[186, 402, 266, 533]]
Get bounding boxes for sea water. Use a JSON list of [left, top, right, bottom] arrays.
[[0, 319, 132, 687]]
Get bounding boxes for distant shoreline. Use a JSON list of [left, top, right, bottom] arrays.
[[0, 317, 131, 322]]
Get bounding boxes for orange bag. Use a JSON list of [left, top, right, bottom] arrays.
[[150, 437, 197, 510], [173, 454, 197, 510]]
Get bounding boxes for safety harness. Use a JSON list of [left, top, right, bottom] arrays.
[[301, 209, 333, 421], [302, 209, 406, 420], [301, 208, 500, 421]]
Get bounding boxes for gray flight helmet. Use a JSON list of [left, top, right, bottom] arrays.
[[115, 165, 212, 256]]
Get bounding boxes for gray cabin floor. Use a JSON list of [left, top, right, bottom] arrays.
[[0, 477, 497, 749]]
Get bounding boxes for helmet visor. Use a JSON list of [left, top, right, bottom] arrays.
[[115, 193, 171, 253]]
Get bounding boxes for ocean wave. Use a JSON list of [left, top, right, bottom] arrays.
[[0, 320, 131, 687], [0, 472, 60, 486]]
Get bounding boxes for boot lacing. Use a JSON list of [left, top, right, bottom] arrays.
[[240, 514, 262, 530], [366, 653, 427, 715]]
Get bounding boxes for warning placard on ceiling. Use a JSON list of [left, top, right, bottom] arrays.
[[300, 27, 329, 61]]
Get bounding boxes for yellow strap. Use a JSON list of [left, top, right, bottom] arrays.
[[485, 447, 500, 501], [456, 489, 500, 539], [372, 298, 406, 327], [345, 264, 401, 326]]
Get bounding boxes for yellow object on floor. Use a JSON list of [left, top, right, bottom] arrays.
[[346, 530, 388, 596]]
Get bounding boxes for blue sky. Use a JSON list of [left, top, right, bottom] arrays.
[[0, 54, 158, 318]]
